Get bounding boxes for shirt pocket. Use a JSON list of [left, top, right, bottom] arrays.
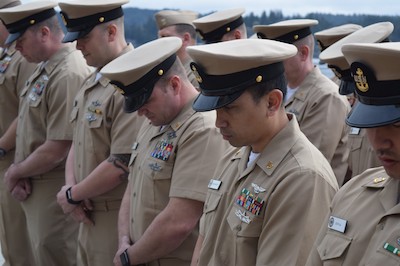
[[368, 232, 400, 265], [140, 157, 174, 210], [349, 137, 362, 152], [202, 191, 222, 236], [226, 206, 263, 238], [27, 92, 42, 107], [87, 115, 103, 128], [141, 157, 173, 181], [128, 150, 138, 168], [317, 231, 352, 262], [69, 107, 78, 123], [204, 190, 222, 214]]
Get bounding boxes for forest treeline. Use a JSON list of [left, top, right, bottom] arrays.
[[123, 8, 400, 56]]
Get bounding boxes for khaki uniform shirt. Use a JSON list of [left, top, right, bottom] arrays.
[[198, 115, 338, 266], [15, 43, 91, 170], [0, 42, 37, 266], [70, 44, 143, 203], [128, 99, 233, 266], [347, 127, 380, 177], [306, 167, 400, 266], [285, 66, 350, 186], [0, 44, 36, 168]]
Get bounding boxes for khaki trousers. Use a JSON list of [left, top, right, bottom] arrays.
[[21, 172, 79, 266], [0, 156, 33, 266]]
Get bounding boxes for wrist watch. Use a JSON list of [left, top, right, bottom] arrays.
[[66, 187, 82, 205], [0, 148, 6, 158], [120, 249, 130, 266]]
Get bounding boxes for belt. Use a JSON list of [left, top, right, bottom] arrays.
[[91, 199, 122, 212]]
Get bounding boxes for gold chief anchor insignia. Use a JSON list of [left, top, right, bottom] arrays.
[[354, 67, 369, 93]]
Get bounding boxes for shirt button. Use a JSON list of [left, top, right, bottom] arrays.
[[378, 223, 385, 230], [236, 225, 242, 231]]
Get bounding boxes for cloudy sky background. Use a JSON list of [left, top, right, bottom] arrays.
[[22, 0, 400, 16]]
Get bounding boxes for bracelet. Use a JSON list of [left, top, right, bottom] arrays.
[[0, 148, 6, 158], [66, 187, 82, 205], [120, 248, 130, 266]]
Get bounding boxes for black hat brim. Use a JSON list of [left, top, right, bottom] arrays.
[[122, 89, 153, 113], [63, 31, 81, 43], [5, 32, 21, 45], [62, 28, 93, 43], [346, 101, 400, 128], [192, 91, 244, 112]]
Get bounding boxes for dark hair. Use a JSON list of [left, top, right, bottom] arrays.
[[156, 57, 188, 89], [175, 24, 196, 39], [247, 73, 287, 105], [29, 14, 63, 35]]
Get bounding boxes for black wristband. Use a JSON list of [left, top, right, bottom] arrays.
[[0, 148, 6, 158], [120, 248, 130, 266], [66, 187, 82, 205]]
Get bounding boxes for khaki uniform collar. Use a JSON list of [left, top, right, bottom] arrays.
[[168, 97, 197, 132], [362, 171, 400, 213], [42, 43, 76, 74], [236, 114, 301, 179], [285, 66, 320, 105]]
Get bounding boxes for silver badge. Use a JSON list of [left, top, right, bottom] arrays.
[[251, 183, 266, 194], [235, 209, 251, 224]]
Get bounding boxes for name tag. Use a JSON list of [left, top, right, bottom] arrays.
[[350, 127, 361, 135], [208, 179, 222, 190], [328, 216, 347, 233]]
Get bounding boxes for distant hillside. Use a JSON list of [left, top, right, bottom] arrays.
[[123, 7, 400, 55]]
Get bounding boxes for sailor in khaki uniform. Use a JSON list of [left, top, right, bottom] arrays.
[[306, 42, 400, 266], [100, 37, 233, 266], [187, 38, 338, 266], [0, 1, 37, 265], [319, 22, 393, 182], [314, 23, 362, 87], [254, 19, 351, 186], [55, 1, 144, 265], [193, 8, 247, 43], [315, 23, 362, 52], [154, 9, 199, 88], [0, 1, 92, 265]]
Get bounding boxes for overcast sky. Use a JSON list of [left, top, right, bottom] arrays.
[[124, 0, 400, 16], [22, 0, 400, 16]]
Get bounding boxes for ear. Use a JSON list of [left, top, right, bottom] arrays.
[[107, 24, 117, 41], [298, 45, 310, 61], [234, 29, 242, 40], [266, 89, 283, 114], [181, 32, 191, 47], [40, 26, 50, 41], [169, 75, 182, 95]]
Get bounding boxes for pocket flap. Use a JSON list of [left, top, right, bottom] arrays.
[[204, 191, 222, 214], [69, 107, 78, 123], [317, 232, 352, 260], [350, 137, 362, 151]]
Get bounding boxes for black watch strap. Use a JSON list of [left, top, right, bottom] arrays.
[[120, 248, 130, 266], [66, 187, 82, 205]]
